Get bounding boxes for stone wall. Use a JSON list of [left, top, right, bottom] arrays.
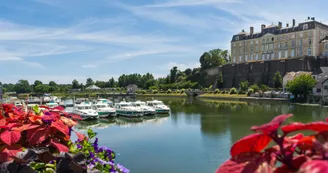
[[206, 56, 328, 88]]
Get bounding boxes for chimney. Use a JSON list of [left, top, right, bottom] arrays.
[[261, 24, 266, 32], [311, 17, 315, 21], [278, 22, 282, 28], [292, 19, 295, 27], [250, 26, 254, 34], [286, 23, 289, 27], [308, 16, 310, 20]]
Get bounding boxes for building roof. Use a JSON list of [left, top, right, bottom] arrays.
[[284, 71, 312, 78], [86, 85, 100, 90], [314, 72, 328, 88], [231, 19, 328, 42]]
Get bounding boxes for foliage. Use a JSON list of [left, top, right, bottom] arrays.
[[200, 49, 228, 69], [238, 90, 246, 94], [72, 79, 80, 89], [217, 72, 223, 88], [180, 89, 185, 94], [152, 90, 158, 94], [216, 114, 328, 173], [166, 89, 172, 94], [272, 71, 283, 89], [230, 88, 237, 94], [239, 81, 249, 92], [250, 84, 260, 92], [0, 104, 128, 173], [14, 80, 32, 94], [286, 74, 316, 101], [214, 89, 220, 94], [260, 84, 269, 92], [247, 88, 254, 96]]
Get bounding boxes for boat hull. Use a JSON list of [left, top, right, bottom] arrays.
[[156, 109, 170, 114], [98, 111, 116, 118], [116, 110, 143, 117]]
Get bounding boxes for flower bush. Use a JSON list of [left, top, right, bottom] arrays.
[[216, 114, 328, 173], [0, 103, 129, 173]]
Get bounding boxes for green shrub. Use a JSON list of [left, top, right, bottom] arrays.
[[152, 90, 158, 94], [180, 89, 185, 94], [230, 88, 237, 94], [247, 88, 254, 96], [167, 89, 172, 94], [239, 81, 249, 91], [220, 90, 225, 94], [203, 88, 209, 92], [214, 89, 220, 94], [238, 90, 246, 94], [141, 90, 147, 94], [260, 84, 269, 92], [250, 84, 260, 92]]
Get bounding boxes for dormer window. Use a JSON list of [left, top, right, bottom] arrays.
[[235, 36, 239, 41], [303, 24, 308, 30]]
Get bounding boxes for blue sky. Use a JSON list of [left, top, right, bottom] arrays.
[[0, 0, 327, 84]]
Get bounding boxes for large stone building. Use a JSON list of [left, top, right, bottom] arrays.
[[231, 17, 328, 63]]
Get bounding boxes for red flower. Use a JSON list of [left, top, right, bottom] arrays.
[[251, 114, 292, 134], [281, 122, 328, 134], [230, 133, 271, 157]]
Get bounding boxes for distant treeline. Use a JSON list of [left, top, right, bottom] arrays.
[[1, 48, 229, 94]]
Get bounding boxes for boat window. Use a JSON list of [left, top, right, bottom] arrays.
[[85, 106, 91, 109]]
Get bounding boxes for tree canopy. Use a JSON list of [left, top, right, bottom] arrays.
[[199, 48, 228, 69], [272, 71, 283, 89], [286, 74, 316, 101]]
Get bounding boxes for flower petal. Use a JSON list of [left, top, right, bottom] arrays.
[[230, 133, 271, 157], [299, 160, 328, 173], [282, 122, 328, 134]]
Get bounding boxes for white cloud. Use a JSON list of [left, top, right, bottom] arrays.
[[20, 61, 44, 68], [141, 0, 241, 8], [81, 64, 98, 68], [0, 57, 23, 61], [163, 62, 200, 71]]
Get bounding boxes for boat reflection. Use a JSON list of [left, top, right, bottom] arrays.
[[74, 115, 169, 130]]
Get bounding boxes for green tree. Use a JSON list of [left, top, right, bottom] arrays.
[[200, 48, 228, 69], [33, 80, 42, 91], [86, 78, 94, 87], [250, 84, 260, 92], [14, 80, 32, 93], [49, 81, 57, 92], [170, 66, 178, 83], [273, 71, 283, 89], [108, 78, 115, 88], [239, 81, 249, 91], [72, 79, 79, 89], [286, 74, 316, 101], [184, 68, 192, 76], [217, 72, 223, 88], [34, 84, 50, 93]]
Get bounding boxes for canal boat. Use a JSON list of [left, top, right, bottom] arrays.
[[146, 100, 170, 114], [115, 101, 143, 117], [92, 99, 116, 118], [46, 102, 59, 109], [131, 101, 156, 116], [72, 101, 99, 120]]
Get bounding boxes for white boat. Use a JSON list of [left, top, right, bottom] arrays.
[[92, 99, 116, 118], [146, 100, 170, 114], [14, 100, 23, 108], [46, 102, 59, 108], [72, 101, 99, 120], [131, 101, 156, 116], [115, 101, 143, 117]]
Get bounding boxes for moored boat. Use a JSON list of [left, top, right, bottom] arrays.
[[131, 101, 156, 116], [146, 100, 170, 114], [92, 99, 116, 118], [72, 101, 99, 120], [115, 101, 143, 117]]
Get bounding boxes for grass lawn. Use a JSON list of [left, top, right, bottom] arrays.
[[199, 93, 247, 98]]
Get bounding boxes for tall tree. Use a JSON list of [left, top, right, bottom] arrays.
[[184, 68, 192, 76], [33, 80, 42, 91], [108, 78, 115, 88], [86, 78, 94, 87], [200, 48, 228, 69], [15, 80, 32, 93], [217, 72, 223, 88], [272, 71, 283, 89], [49, 81, 57, 92], [286, 74, 316, 101], [72, 79, 79, 89], [170, 66, 178, 83]]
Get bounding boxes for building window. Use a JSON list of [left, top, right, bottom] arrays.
[[324, 51, 328, 56], [317, 88, 321, 93], [299, 49, 303, 56], [256, 45, 259, 51], [299, 39, 303, 47], [308, 48, 312, 56], [235, 36, 239, 41], [239, 56, 242, 62], [308, 38, 312, 45], [292, 40, 295, 47], [266, 54, 270, 60], [262, 54, 265, 60], [285, 50, 288, 57], [308, 31, 313, 37], [300, 33, 303, 37], [256, 40, 258, 44], [271, 53, 274, 59], [291, 50, 295, 57], [278, 51, 281, 59], [325, 43, 328, 49], [285, 42, 288, 48], [262, 39, 265, 43], [233, 57, 236, 63], [245, 55, 248, 61], [291, 34, 295, 39], [272, 37, 274, 41], [303, 24, 308, 30], [262, 45, 265, 51], [256, 54, 258, 60], [278, 43, 281, 49], [250, 54, 253, 61]]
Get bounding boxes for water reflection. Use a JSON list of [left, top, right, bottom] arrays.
[[71, 97, 328, 173]]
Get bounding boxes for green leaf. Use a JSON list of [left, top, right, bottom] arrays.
[[33, 104, 40, 114], [87, 129, 97, 139]]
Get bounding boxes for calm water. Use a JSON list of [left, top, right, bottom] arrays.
[[72, 98, 328, 173]]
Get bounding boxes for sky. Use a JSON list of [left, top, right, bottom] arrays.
[[0, 0, 327, 84]]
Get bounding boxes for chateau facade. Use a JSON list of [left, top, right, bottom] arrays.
[[231, 17, 328, 63]]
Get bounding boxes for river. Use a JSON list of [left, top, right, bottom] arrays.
[[71, 97, 328, 173]]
